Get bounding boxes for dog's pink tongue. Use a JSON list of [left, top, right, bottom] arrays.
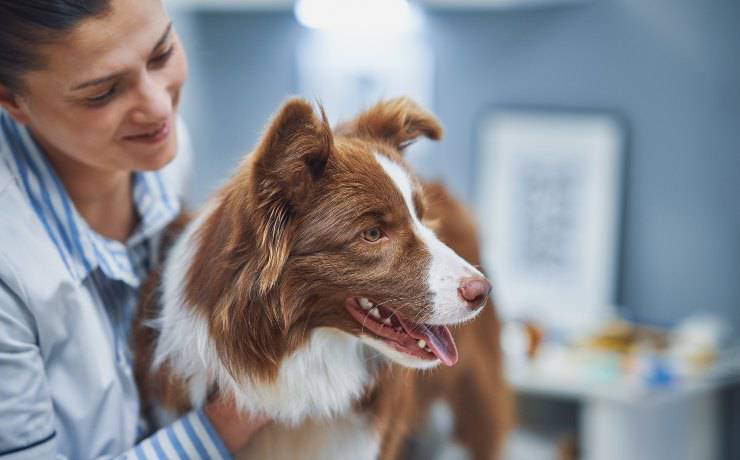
[[421, 324, 458, 366], [397, 318, 458, 366]]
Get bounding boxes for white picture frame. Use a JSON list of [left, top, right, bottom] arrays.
[[476, 109, 625, 332]]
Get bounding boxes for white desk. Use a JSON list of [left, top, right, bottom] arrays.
[[506, 350, 740, 460]]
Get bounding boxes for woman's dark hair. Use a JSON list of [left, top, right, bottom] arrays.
[[0, 0, 112, 93]]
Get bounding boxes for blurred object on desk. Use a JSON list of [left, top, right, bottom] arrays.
[[504, 314, 737, 398], [502, 314, 739, 460]]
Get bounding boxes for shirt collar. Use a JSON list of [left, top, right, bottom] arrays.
[[0, 111, 181, 288]]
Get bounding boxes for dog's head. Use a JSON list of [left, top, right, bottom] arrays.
[[186, 98, 491, 386]]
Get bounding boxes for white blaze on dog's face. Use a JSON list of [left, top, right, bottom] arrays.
[[348, 152, 489, 369]]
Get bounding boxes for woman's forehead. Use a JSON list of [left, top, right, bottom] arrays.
[[36, 0, 170, 89]]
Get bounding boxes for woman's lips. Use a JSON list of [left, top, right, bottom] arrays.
[[123, 120, 171, 145]]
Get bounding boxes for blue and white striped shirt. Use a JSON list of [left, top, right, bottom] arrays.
[[0, 111, 231, 460]]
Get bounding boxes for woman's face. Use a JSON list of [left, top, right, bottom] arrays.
[[6, 0, 188, 173]]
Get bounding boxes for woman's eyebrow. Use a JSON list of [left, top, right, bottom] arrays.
[[70, 22, 173, 91], [71, 73, 122, 91], [150, 23, 174, 55]]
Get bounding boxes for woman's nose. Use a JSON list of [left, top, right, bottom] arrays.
[[131, 76, 171, 124]]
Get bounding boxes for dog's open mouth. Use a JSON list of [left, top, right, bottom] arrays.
[[345, 297, 458, 366]]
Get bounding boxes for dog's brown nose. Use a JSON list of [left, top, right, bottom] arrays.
[[459, 277, 492, 310]]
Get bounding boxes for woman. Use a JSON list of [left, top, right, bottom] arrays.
[[0, 1, 267, 458]]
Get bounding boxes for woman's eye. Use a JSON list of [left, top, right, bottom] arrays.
[[85, 85, 118, 106], [362, 227, 385, 243]]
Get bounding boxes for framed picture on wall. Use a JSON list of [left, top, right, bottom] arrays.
[[476, 109, 625, 332]]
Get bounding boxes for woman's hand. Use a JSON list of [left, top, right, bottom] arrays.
[[203, 395, 270, 453]]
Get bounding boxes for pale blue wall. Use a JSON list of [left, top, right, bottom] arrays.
[[423, 1, 740, 334]]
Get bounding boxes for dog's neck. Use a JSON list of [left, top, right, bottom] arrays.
[[153, 201, 379, 424]]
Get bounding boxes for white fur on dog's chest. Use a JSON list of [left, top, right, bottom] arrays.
[[226, 328, 374, 424], [237, 412, 380, 460]]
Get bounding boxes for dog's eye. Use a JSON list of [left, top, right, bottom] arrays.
[[362, 227, 385, 243]]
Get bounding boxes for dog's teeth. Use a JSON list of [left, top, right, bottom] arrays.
[[396, 327, 403, 333], [417, 340, 427, 349], [370, 308, 381, 319], [383, 317, 392, 325], [425, 347, 432, 353], [359, 298, 373, 309]]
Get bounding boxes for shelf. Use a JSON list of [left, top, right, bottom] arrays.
[[165, 0, 592, 11], [421, 0, 591, 9]]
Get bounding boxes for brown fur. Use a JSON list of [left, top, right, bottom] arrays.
[[134, 97, 512, 459]]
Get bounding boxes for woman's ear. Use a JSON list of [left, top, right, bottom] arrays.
[[335, 97, 443, 152], [0, 84, 31, 124]]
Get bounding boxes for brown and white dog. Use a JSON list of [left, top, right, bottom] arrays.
[[134, 97, 512, 459]]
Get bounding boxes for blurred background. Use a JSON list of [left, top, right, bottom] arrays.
[[165, 0, 740, 458]]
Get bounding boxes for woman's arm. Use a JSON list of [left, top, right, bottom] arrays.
[[0, 281, 265, 460], [0, 279, 57, 459], [119, 399, 268, 459]]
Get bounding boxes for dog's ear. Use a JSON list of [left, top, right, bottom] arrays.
[[252, 98, 332, 201], [249, 98, 333, 295], [335, 97, 443, 151]]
